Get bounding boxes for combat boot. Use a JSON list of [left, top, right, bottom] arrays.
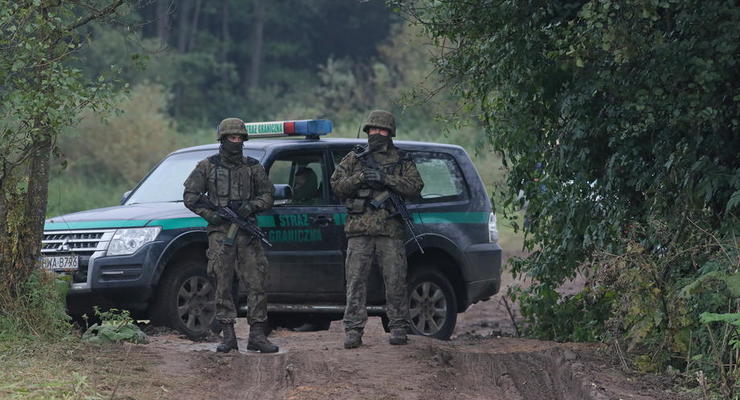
[[389, 328, 408, 345], [343, 329, 363, 349], [247, 322, 279, 353], [216, 322, 238, 353]]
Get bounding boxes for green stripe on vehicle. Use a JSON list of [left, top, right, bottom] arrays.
[[147, 217, 206, 230], [44, 212, 488, 232], [148, 215, 276, 229], [332, 211, 487, 225], [333, 213, 348, 226], [413, 212, 488, 224], [256, 215, 276, 228]]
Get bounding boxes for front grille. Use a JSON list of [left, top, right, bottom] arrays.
[[42, 229, 116, 284], [42, 229, 115, 256]]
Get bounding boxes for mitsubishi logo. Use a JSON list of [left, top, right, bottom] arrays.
[[56, 238, 71, 252]]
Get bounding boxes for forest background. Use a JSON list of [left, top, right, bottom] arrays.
[[2, 0, 737, 398], [46, 0, 503, 223]]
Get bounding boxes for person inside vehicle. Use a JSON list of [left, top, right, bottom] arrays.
[[292, 166, 321, 205]]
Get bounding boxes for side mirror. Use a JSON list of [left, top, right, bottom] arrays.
[[120, 190, 132, 205], [273, 184, 293, 206]]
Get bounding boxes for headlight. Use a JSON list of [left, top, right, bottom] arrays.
[[107, 227, 161, 256], [488, 212, 499, 243]]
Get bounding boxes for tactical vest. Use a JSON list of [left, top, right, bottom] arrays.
[[347, 146, 409, 214], [205, 154, 260, 208]]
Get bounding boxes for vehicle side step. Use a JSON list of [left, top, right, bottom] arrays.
[[239, 304, 385, 315]]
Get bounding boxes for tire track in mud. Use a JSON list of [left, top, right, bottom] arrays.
[[141, 322, 689, 400]]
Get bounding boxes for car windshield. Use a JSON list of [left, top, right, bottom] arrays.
[[125, 149, 265, 204]]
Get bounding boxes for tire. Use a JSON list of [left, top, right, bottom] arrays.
[[407, 269, 457, 340], [150, 259, 216, 340]]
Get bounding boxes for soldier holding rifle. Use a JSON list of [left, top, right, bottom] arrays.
[[183, 117, 278, 354], [331, 110, 424, 349]]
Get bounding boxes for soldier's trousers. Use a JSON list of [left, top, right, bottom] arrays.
[[207, 230, 269, 325], [343, 235, 410, 332]]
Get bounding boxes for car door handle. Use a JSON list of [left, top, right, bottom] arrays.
[[310, 215, 334, 226]]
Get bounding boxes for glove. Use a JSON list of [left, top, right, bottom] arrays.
[[237, 203, 253, 218], [203, 210, 225, 225], [362, 167, 384, 185]]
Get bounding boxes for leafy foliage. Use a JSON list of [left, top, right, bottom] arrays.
[[395, 0, 739, 394], [82, 308, 148, 345], [0, 0, 128, 325]]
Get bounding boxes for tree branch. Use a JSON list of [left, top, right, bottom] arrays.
[[65, 0, 125, 31]]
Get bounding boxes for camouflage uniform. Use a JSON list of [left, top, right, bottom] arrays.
[[183, 117, 278, 353], [330, 110, 424, 343], [183, 153, 273, 325]]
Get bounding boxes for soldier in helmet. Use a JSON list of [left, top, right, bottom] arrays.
[[182, 117, 278, 353], [330, 110, 424, 348]]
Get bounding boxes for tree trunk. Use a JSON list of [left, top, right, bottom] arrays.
[[245, 0, 265, 93], [221, 0, 230, 82], [176, 0, 192, 54], [156, 0, 171, 45], [0, 184, 30, 299], [0, 80, 54, 302], [187, 0, 202, 52], [23, 128, 53, 277]]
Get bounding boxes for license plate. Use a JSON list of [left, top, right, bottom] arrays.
[[42, 255, 79, 271]]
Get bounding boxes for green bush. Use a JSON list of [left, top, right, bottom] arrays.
[[394, 1, 739, 397], [0, 270, 72, 342]]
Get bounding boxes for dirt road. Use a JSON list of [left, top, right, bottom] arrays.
[[122, 317, 686, 400], [108, 275, 689, 400]]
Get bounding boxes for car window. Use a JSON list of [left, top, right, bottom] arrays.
[[126, 149, 264, 204], [332, 147, 467, 203], [412, 152, 468, 202], [268, 152, 326, 206], [331, 148, 354, 167]]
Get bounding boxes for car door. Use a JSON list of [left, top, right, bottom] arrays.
[[263, 150, 346, 302]]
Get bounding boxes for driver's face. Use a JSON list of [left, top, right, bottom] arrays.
[[294, 175, 307, 188]]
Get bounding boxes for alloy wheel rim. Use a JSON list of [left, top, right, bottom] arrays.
[[409, 281, 447, 335], [177, 276, 216, 332]]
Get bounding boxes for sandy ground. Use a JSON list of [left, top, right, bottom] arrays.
[[106, 266, 692, 400]]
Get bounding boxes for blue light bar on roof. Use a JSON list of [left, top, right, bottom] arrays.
[[244, 119, 332, 138]]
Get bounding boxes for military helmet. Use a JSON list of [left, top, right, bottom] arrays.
[[217, 117, 248, 140], [361, 110, 396, 137]]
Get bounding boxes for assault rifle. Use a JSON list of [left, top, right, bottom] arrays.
[[195, 196, 272, 247], [356, 146, 424, 254]]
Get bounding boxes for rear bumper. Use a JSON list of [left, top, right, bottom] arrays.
[[466, 278, 501, 305], [462, 242, 502, 305]]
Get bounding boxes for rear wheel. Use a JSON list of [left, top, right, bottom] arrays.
[[150, 259, 216, 340], [407, 269, 457, 340]]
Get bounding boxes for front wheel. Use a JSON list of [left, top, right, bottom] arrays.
[[150, 259, 216, 340], [407, 269, 457, 340]]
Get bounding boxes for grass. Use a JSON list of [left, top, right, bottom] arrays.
[[0, 338, 106, 400], [0, 270, 169, 399], [0, 335, 175, 400]]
